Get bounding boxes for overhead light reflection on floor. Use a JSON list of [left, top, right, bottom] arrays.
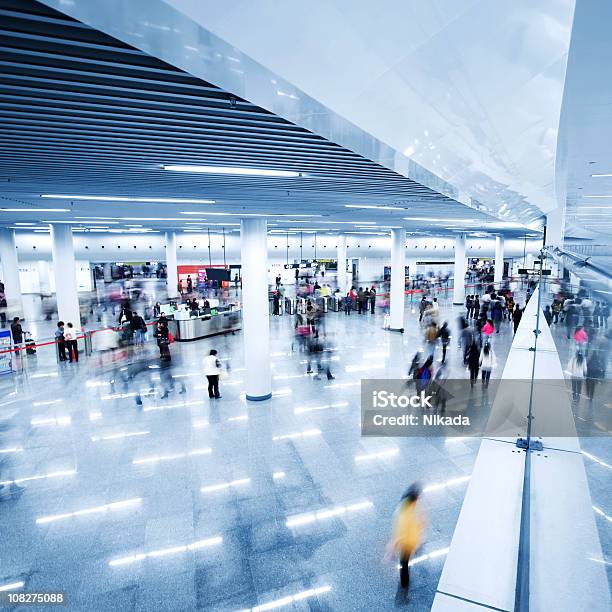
[[243, 585, 332, 612], [423, 475, 470, 493], [593, 505, 612, 522], [109, 536, 222, 567], [201, 478, 250, 493], [36, 498, 142, 524], [0, 469, 76, 487], [30, 416, 71, 426], [286, 500, 373, 527], [354, 448, 399, 462], [272, 429, 321, 441], [294, 401, 349, 414], [143, 400, 205, 412], [32, 399, 63, 407], [582, 451, 612, 469], [91, 431, 149, 442], [133, 448, 211, 465], [324, 382, 360, 389], [0, 447, 23, 454], [0, 582, 24, 592]]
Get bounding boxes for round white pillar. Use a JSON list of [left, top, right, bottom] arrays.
[[0, 228, 23, 318], [494, 235, 504, 287], [453, 234, 467, 305], [50, 224, 81, 328], [389, 228, 406, 332], [337, 234, 347, 292], [241, 218, 272, 401], [165, 231, 179, 298]]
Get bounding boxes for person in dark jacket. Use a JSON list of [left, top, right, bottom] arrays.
[[130, 312, 147, 345], [512, 306, 523, 335], [55, 321, 67, 361], [467, 342, 480, 387], [436, 322, 450, 364], [10, 317, 23, 345]]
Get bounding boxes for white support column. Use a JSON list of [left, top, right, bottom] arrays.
[[389, 228, 406, 332], [337, 234, 347, 292], [494, 235, 504, 287], [165, 231, 179, 299], [241, 218, 272, 401], [0, 228, 23, 318], [103, 262, 112, 283], [50, 224, 80, 328], [453, 233, 467, 305]]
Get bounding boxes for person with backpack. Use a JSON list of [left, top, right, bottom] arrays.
[[204, 349, 223, 399], [424, 322, 439, 358], [415, 356, 433, 393]]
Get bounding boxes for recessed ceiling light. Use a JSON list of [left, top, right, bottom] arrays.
[[344, 205, 406, 211], [41, 195, 215, 204], [162, 165, 300, 178]]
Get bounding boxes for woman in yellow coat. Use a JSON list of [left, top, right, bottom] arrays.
[[388, 484, 426, 589]]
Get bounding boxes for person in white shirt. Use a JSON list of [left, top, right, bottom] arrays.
[[203, 349, 222, 399], [567, 350, 587, 402], [63, 322, 78, 363], [479, 342, 496, 387]]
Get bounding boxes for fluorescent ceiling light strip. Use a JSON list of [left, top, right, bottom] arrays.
[[584, 195, 612, 198], [286, 500, 373, 527], [163, 164, 300, 178], [0, 469, 76, 486], [201, 477, 251, 493], [0, 447, 23, 454], [42, 194, 214, 204], [345, 205, 405, 211], [109, 536, 222, 567], [36, 498, 142, 524], [591, 173, 612, 177]]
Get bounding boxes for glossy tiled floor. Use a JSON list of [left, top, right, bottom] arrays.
[[0, 297, 608, 610]]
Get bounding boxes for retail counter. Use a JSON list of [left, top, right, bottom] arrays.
[[167, 309, 241, 341]]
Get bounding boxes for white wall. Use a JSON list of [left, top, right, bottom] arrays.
[[14, 232, 542, 262], [18, 260, 92, 294]]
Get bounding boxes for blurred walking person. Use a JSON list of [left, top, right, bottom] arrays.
[[567, 350, 587, 402], [467, 342, 480, 387], [479, 342, 496, 388], [436, 322, 450, 364], [387, 484, 426, 590]]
